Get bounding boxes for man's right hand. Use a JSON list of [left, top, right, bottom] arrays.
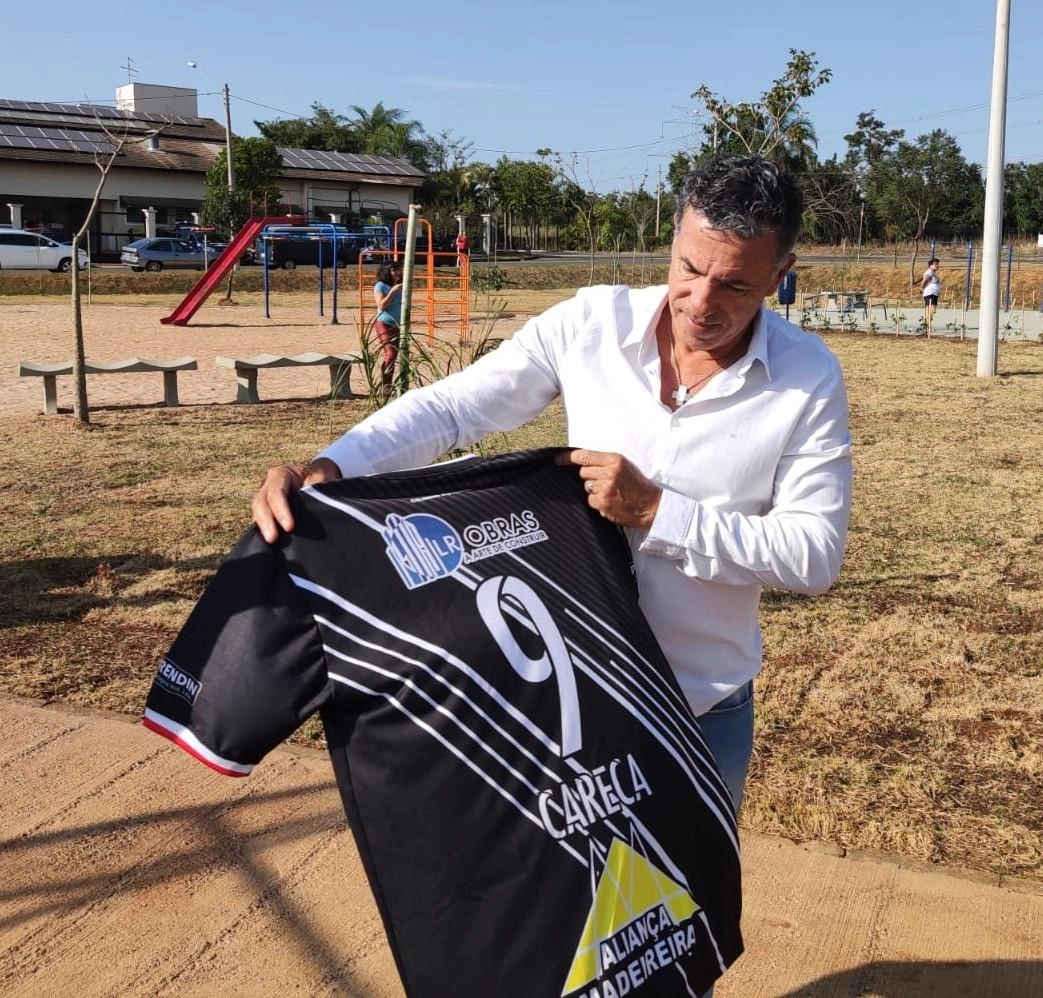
[[252, 457, 341, 543]]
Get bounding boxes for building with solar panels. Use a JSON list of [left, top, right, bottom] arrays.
[[0, 85, 425, 261]]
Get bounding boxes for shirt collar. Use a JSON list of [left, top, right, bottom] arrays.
[[627, 287, 773, 381], [742, 307, 772, 380], [615, 285, 666, 349]]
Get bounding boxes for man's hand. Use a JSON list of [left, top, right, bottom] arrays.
[[555, 449, 661, 529], [252, 457, 341, 543]]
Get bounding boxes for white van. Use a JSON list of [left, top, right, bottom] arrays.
[[0, 229, 88, 272]]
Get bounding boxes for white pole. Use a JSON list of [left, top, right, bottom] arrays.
[[655, 165, 662, 240], [856, 196, 865, 262], [396, 204, 420, 396], [978, 0, 1011, 377], [223, 83, 235, 194]]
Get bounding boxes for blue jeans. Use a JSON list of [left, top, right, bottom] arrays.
[[697, 681, 755, 814], [697, 682, 754, 998]]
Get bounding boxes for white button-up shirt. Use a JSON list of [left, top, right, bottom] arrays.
[[320, 284, 852, 715]]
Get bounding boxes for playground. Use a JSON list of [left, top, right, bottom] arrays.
[[157, 215, 468, 332], [2, 294, 517, 418], [2, 290, 1042, 996]]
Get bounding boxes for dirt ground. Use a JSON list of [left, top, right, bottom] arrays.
[[1, 294, 526, 418], [4, 694, 1042, 998], [5, 294, 1043, 995]]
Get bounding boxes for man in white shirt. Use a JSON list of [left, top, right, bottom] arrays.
[[253, 154, 852, 820]]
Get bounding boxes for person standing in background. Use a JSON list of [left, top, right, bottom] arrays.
[[920, 257, 942, 329], [372, 260, 404, 398], [455, 230, 469, 268]]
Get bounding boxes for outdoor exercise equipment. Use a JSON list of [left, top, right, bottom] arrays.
[[261, 222, 359, 323], [357, 215, 469, 348], [161, 215, 302, 326]]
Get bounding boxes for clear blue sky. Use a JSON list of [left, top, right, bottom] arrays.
[[9, 1, 1042, 190]]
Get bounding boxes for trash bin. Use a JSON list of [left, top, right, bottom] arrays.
[[777, 271, 797, 320]]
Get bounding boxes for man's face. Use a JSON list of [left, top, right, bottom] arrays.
[[667, 208, 795, 354]]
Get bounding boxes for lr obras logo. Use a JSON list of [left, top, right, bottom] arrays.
[[384, 513, 464, 590], [384, 509, 548, 589]]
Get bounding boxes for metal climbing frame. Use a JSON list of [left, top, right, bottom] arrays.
[[357, 217, 470, 345]]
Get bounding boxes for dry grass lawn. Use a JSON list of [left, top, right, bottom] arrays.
[[1, 293, 1041, 882]]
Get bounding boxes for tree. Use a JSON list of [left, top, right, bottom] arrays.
[[801, 158, 861, 244], [254, 102, 360, 152], [871, 129, 983, 277], [69, 120, 168, 426], [1006, 161, 1043, 237], [690, 49, 831, 174], [417, 131, 478, 237], [671, 50, 853, 246], [492, 157, 560, 251], [349, 102, 429, 170], [843, 110, 904, 171], [202, 137, 282, 300], [553, 155, 601, 284]]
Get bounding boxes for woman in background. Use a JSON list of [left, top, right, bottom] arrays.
[[372, 260, 404, 397]]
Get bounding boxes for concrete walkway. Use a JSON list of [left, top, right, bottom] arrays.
[[768, 299, 1043, 341], [2, 694, 1041, 997]]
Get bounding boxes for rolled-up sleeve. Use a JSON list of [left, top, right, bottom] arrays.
[[641, 361, 851, 594], [317, 302, 581, 478]]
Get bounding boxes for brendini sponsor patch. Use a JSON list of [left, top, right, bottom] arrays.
[[155, 659, 201, 705]]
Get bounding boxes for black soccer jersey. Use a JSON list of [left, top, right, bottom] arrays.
[[144, 448, 743, 997]]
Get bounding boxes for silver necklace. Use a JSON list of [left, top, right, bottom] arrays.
[[669, 341, 720, 405]]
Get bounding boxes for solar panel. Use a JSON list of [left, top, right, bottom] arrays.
[[0, 122, 113, 154], [277, 146, 422, 176], [0, 97, 195, 127]]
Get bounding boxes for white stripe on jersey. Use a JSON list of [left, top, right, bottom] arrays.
[[144, 709, 253, 775], [328, 672, 588, 867], [314, 613, 567, 788], [323, 643, 545, 795], [291, 573, 562, 754], [309, 599, 674, 877]]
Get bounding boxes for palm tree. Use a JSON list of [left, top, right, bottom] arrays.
[[349, 102, 429, 170]]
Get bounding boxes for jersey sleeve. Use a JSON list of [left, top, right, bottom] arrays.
[[143, 527, 333, 776]]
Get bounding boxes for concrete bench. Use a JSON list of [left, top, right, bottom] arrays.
[[214, 352, 363, 404], [18, 357, 198, 414]]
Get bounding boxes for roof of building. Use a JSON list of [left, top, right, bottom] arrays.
[[0, 98, 424, 184]]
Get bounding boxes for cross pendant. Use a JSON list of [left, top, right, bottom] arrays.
[[672, 384, 688, 405]]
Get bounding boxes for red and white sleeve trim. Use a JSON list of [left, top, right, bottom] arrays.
[[143, 709, 254, 777]]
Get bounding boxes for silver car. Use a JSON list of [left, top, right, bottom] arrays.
[[120, 237, 219, 272]]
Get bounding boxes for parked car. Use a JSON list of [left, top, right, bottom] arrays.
[[360, 232, 456, 266], [120, 238, 219, 272], [255, 228, 362, 270], [0, 229, 87, 272]]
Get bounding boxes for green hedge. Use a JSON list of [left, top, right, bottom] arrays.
[[0, 267, 371, 296], [0, 262, 673, 297]]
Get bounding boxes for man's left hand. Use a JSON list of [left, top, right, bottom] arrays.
[[555, 450, 661, 529]]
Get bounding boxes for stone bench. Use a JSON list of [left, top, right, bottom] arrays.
[[214, 352, 363, 404], [18, 357, 198, 414]]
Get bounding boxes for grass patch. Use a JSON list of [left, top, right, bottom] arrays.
[[1, 323, 1041, 881]]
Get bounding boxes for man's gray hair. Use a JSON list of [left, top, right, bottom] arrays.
[[674, 154, 803, 257]]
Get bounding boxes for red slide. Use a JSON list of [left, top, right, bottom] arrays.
[[160, 216, 302, 326]]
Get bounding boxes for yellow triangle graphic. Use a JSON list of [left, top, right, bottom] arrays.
[[562, 837, 699, 995]]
